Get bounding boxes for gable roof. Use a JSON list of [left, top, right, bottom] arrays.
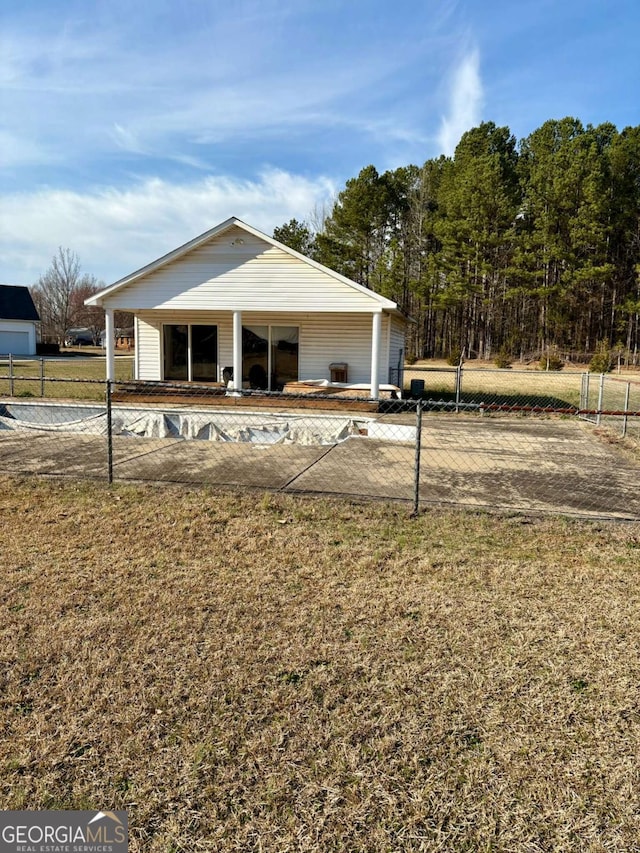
[[85, 216, 400, 314], [0, 285, 40, 322]]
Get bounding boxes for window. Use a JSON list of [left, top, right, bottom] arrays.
[[163, 324, 218, 382]]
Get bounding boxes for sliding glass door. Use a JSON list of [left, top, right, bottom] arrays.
[[242, 326, 269, 389], [191, 325, 218, 381], [271, 326, 299, 388], [242, 325, 298, 390], [163, 324, 217, 382], [163, 324, 188, 380]]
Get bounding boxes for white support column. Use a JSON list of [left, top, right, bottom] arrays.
[[232, 311, 242, 391], [105, 307, 115, 382], [370, 311, 382, 400]]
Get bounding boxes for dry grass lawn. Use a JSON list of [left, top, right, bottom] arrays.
[[0, 355, 133, 400], [2, 477, 640, 851], [404, 360, 640, 411]]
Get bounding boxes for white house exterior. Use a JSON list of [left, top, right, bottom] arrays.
[[86, 217, 407, 399], [0, 285, 40, 355]]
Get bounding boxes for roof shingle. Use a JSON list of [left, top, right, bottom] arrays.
[[0, 285, 40, 321]]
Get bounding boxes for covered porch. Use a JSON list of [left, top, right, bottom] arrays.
[[104, 308, 391, 399]]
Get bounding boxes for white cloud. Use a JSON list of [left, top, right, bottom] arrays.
[[437, 48, 483, 156], [0, 170, 337, 285]]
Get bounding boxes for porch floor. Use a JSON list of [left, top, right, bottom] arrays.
[[111, 381, 381, 412]]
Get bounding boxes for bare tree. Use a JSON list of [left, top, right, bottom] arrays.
[[31, 248, 98, 344], [71, 280, 106, 344]]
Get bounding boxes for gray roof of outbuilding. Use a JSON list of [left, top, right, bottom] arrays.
[[0, 285, 40, 321]]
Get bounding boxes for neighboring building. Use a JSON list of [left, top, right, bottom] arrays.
[[0, 285, 40, 355], [98, 327, 135, 350], [86, 217, 406, 398], [65, 327, 97, 347]]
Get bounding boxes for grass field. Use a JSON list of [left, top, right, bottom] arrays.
[[0, 354, 133, 400], [3, 477, 640, 851], [404, 360, 640, 411]]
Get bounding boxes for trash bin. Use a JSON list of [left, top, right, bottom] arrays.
[[410, 378, 425, 398], [329, 362, 348, 383]]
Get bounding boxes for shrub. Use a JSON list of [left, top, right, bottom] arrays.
[[590, 340, 613, 374], [446, 348, 462, 367], [539, 350, 564, 371], [494, 348, 512, 369], [405, 353, 418, 366]]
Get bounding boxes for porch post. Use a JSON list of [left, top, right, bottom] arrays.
[[370, 311, 381, 400], [105, 307, 115, 382], [232, 311, 242, 391]]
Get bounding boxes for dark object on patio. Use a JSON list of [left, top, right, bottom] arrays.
[[248, 364, 268, 390]]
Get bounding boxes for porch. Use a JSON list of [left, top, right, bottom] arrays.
[[105, 309, 389, 399], [109, 379, 397, 412]]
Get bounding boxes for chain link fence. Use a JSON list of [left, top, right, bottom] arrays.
[[395, 364, 586, 411], [0, 354, 133, 398], [580, 372, 640, 439], [1, 369, 639, 519]]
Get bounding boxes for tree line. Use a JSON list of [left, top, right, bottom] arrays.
[[275, 118, 640, 364]]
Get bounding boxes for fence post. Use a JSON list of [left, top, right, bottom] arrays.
[[9, 353, 13, 396], [106, 380, 114, 484], [580, 372, 589, 411], [412, 399, 423, 516], [40, 358, 45, 397], [622, 382, 630, 438], [455, 363, 462, 413], [596, 373, 605, 426]]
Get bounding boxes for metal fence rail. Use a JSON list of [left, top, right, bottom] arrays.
[[1, 373, 640, 519]]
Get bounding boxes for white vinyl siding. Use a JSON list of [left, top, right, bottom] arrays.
[[109, 224, 406, 389], [135, 310, 392, 384], [301, 313, 384, 384], [389, 315, 406, 383], [0, 320, 37, 355], [102, 227, 388, 313], [136, 315, 162, 380]]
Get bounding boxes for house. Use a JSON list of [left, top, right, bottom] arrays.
[[85, 217, 406, 398], [97, 327, 135, 350], [0, 285, 40, 355], [65, 327, 98, 347]]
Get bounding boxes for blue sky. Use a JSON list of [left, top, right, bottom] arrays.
[[1, 0, 639, 285]]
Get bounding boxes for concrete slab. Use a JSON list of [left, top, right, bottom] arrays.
[[0, 431, 107, 478], [111, 436, 332, 489], [286, 437, 415, 500], [1, 412, 638, 519], [417, 417, 640, 518]]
